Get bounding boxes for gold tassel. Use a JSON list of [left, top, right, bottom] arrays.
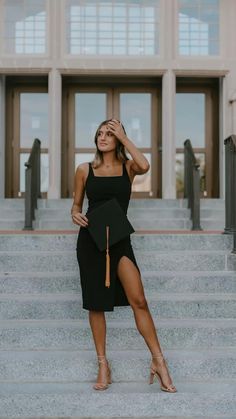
[[105, 225, 110, 288]]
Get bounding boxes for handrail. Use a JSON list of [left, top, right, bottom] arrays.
[[184, 139, 202, 230], [224, 135, 236, 253], [23, 138, 41, 230]]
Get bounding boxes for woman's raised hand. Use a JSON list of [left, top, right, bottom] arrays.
[[107, 119, 127, 143], [71, 212, 88, 227]]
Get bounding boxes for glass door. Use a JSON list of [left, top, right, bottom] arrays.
[[176, 82, 219, 198], [114, 89, 159, 197], [62, 88, 112, 197], [63, 85, 160, 198], [5, 85, 49, 198]]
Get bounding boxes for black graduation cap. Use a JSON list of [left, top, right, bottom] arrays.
[[87, 198, 135, 288]]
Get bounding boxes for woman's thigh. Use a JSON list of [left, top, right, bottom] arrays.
[[117, 256, 147, 307]]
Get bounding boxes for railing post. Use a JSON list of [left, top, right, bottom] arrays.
[[184, 141, 189, 200], [184, 139, 202, 230], [23, 138, 41, 231], [233, 234, 236, 254], [224, 137, 232, 233], [192, 163, 202, 230], [23, 164, 33, 230], [231, 137, 236, 252], [37, 142, 41, 199], [224, 135, 236, 253]]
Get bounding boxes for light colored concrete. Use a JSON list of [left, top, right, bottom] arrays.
[[162, 70, 176, 199], [48, 70, 62, 199]]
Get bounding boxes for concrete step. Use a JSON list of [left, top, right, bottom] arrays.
[[36, 208, 191, 219], [0, 233, 232, 251], [0, 199, 24, 209], [35, 219, 225, 231], [0, 249, 234, 272], [35, 208, 225, 221], [0, 381, 235, 418], [37, 199, 189, 209], [34, 219, 193, 230], [201, 220, 225, 230], [0, 210, 24, 219], [200, 198, 225, 209], [0, 221, 24, 230], [0, 318, 235, 350], [36, 198, 225, 210], [0, 271, 236, 294], [0, 349, 235, 381], [0, 294, 236, 320]]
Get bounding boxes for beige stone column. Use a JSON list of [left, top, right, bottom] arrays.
[[162, 70, 176, 198], [47, 69, 62, 198], [0, 76, 5, 198]]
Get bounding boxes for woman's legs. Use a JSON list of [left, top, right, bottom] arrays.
[[89, 311, 111, 388], [89, 311, 107, 356], [117, 256, 176, 390]]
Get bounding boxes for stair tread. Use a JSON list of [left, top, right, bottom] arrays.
[[0, 348, 236, 358], [0, 317, 235, 326], [0, 380, 235, 394], [0, 292, 235, 300]]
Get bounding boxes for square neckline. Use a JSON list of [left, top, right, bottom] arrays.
[[90, 162, 124, 178]]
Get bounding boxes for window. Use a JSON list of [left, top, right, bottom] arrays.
[[65, 0, 160, 56], [178, 0, 220, 56], [3, 0, 47, 54]]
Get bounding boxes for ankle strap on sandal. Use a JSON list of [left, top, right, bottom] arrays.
[[151, 353, 164, 359], [97, 355, 108, 364]]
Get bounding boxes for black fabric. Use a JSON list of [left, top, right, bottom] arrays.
[[87, 198, 134, 251], [76, 162, 140, 312]]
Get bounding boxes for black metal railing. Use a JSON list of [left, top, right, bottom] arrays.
[[23, 139, 41, 230], [224, 135, 236, 252], [184, 139, 202, 230]]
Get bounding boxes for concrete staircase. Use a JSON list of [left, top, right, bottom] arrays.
[[0, 199, 235, 417], [0, 198, 225, 231]]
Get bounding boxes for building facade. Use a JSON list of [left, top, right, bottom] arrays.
[[0, 0, 236, 200]]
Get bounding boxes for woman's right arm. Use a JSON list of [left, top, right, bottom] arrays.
[[71, 163, 89, 227]]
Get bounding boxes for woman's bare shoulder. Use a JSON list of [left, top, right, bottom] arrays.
[[75, 162, 90, 181]]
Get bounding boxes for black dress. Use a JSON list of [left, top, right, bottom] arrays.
[[76, 162, 140, 312]]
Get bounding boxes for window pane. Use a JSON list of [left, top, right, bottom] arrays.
[[20, 153, 49, 193], [178, 0, 219, 56], [75, 153, 95, 169], [176, 93, 205, 148], [176, 153, 184, 198], [75, 93, 107, 148], [132, 153, 151, 193], [20, 93, 48, 148], [120, 93, 151, 147], [176, 152, 206, 198], [3, 0, 47, 54], [66, 0, 160, 56]]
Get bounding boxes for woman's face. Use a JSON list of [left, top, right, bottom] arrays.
[[96, 124, 117, 152]]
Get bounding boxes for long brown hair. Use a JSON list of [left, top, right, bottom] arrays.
[[92, 119, 129, 168]]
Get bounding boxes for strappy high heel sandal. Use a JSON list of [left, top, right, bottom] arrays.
[[93, 355, 112, 391], [149, 352, 177, 393]]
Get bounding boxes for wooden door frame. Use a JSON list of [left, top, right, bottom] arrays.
[[62, 86, 113, 197], [62, 83, 161, 198], [5, 82, 48, 198], [176, 80, 219, 198]]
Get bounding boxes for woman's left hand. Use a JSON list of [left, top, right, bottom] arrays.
[[107, 119, 127, 143]]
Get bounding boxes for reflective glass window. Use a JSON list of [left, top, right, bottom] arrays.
[[178, 0, 220, 56], [3, 0, 47, 54], [66, 0, 160, 56]]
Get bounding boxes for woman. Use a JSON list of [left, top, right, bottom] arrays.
[[71, 119, 177, 393]]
